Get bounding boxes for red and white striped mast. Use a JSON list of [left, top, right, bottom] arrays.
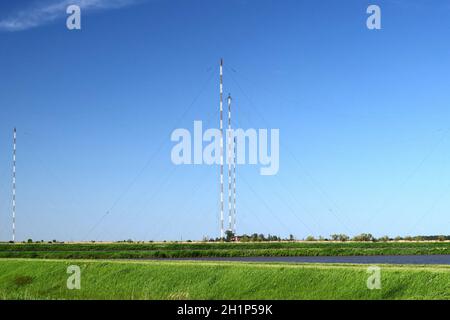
[[12, 128, 16, 242], [227, 94, 233, 233], [232, 135, 237, 235], [219, 59, 224, 239]]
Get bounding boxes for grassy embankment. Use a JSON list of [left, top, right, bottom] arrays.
[[0, 242, 449, 259], [0, 258, 449, 299]]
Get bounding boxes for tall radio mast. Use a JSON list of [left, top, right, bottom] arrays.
[[219, 59, 224, 239], [12, 128, 16, 242]]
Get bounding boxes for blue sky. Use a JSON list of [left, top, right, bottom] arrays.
[[1, 0, 450, 241]]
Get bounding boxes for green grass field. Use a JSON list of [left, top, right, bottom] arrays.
[[1, 241, 450, 259], [0, 258, 449, 299]]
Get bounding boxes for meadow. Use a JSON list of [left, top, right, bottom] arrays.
[[0, 241, 449, 259], [0, 258, 449, 299]]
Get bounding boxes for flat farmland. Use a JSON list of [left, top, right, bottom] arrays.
[[0, 242, 449, 259]]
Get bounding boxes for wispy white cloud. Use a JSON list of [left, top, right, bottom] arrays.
[[0, 0, 140, 32]]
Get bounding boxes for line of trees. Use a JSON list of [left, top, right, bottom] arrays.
[[303, 234, 450, 242], [13, 234, 450, 244], [203, 231, 295, 242], [205, 232, 450, 242]]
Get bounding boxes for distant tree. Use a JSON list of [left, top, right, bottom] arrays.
[[225, 230, 234, 242], [438, 235, 446, 242], [305, 236, 316, 241], [267, 234, 280, 241], [352, 233, 374, 242], [378, 236, 390, 242], [289, 234, 295, 241], [27, 239, 33, 243], [331, 234, 349, 242], [394, 236, 402, 241]]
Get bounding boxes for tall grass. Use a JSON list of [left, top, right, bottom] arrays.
[[0, 259, 449, 299]]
